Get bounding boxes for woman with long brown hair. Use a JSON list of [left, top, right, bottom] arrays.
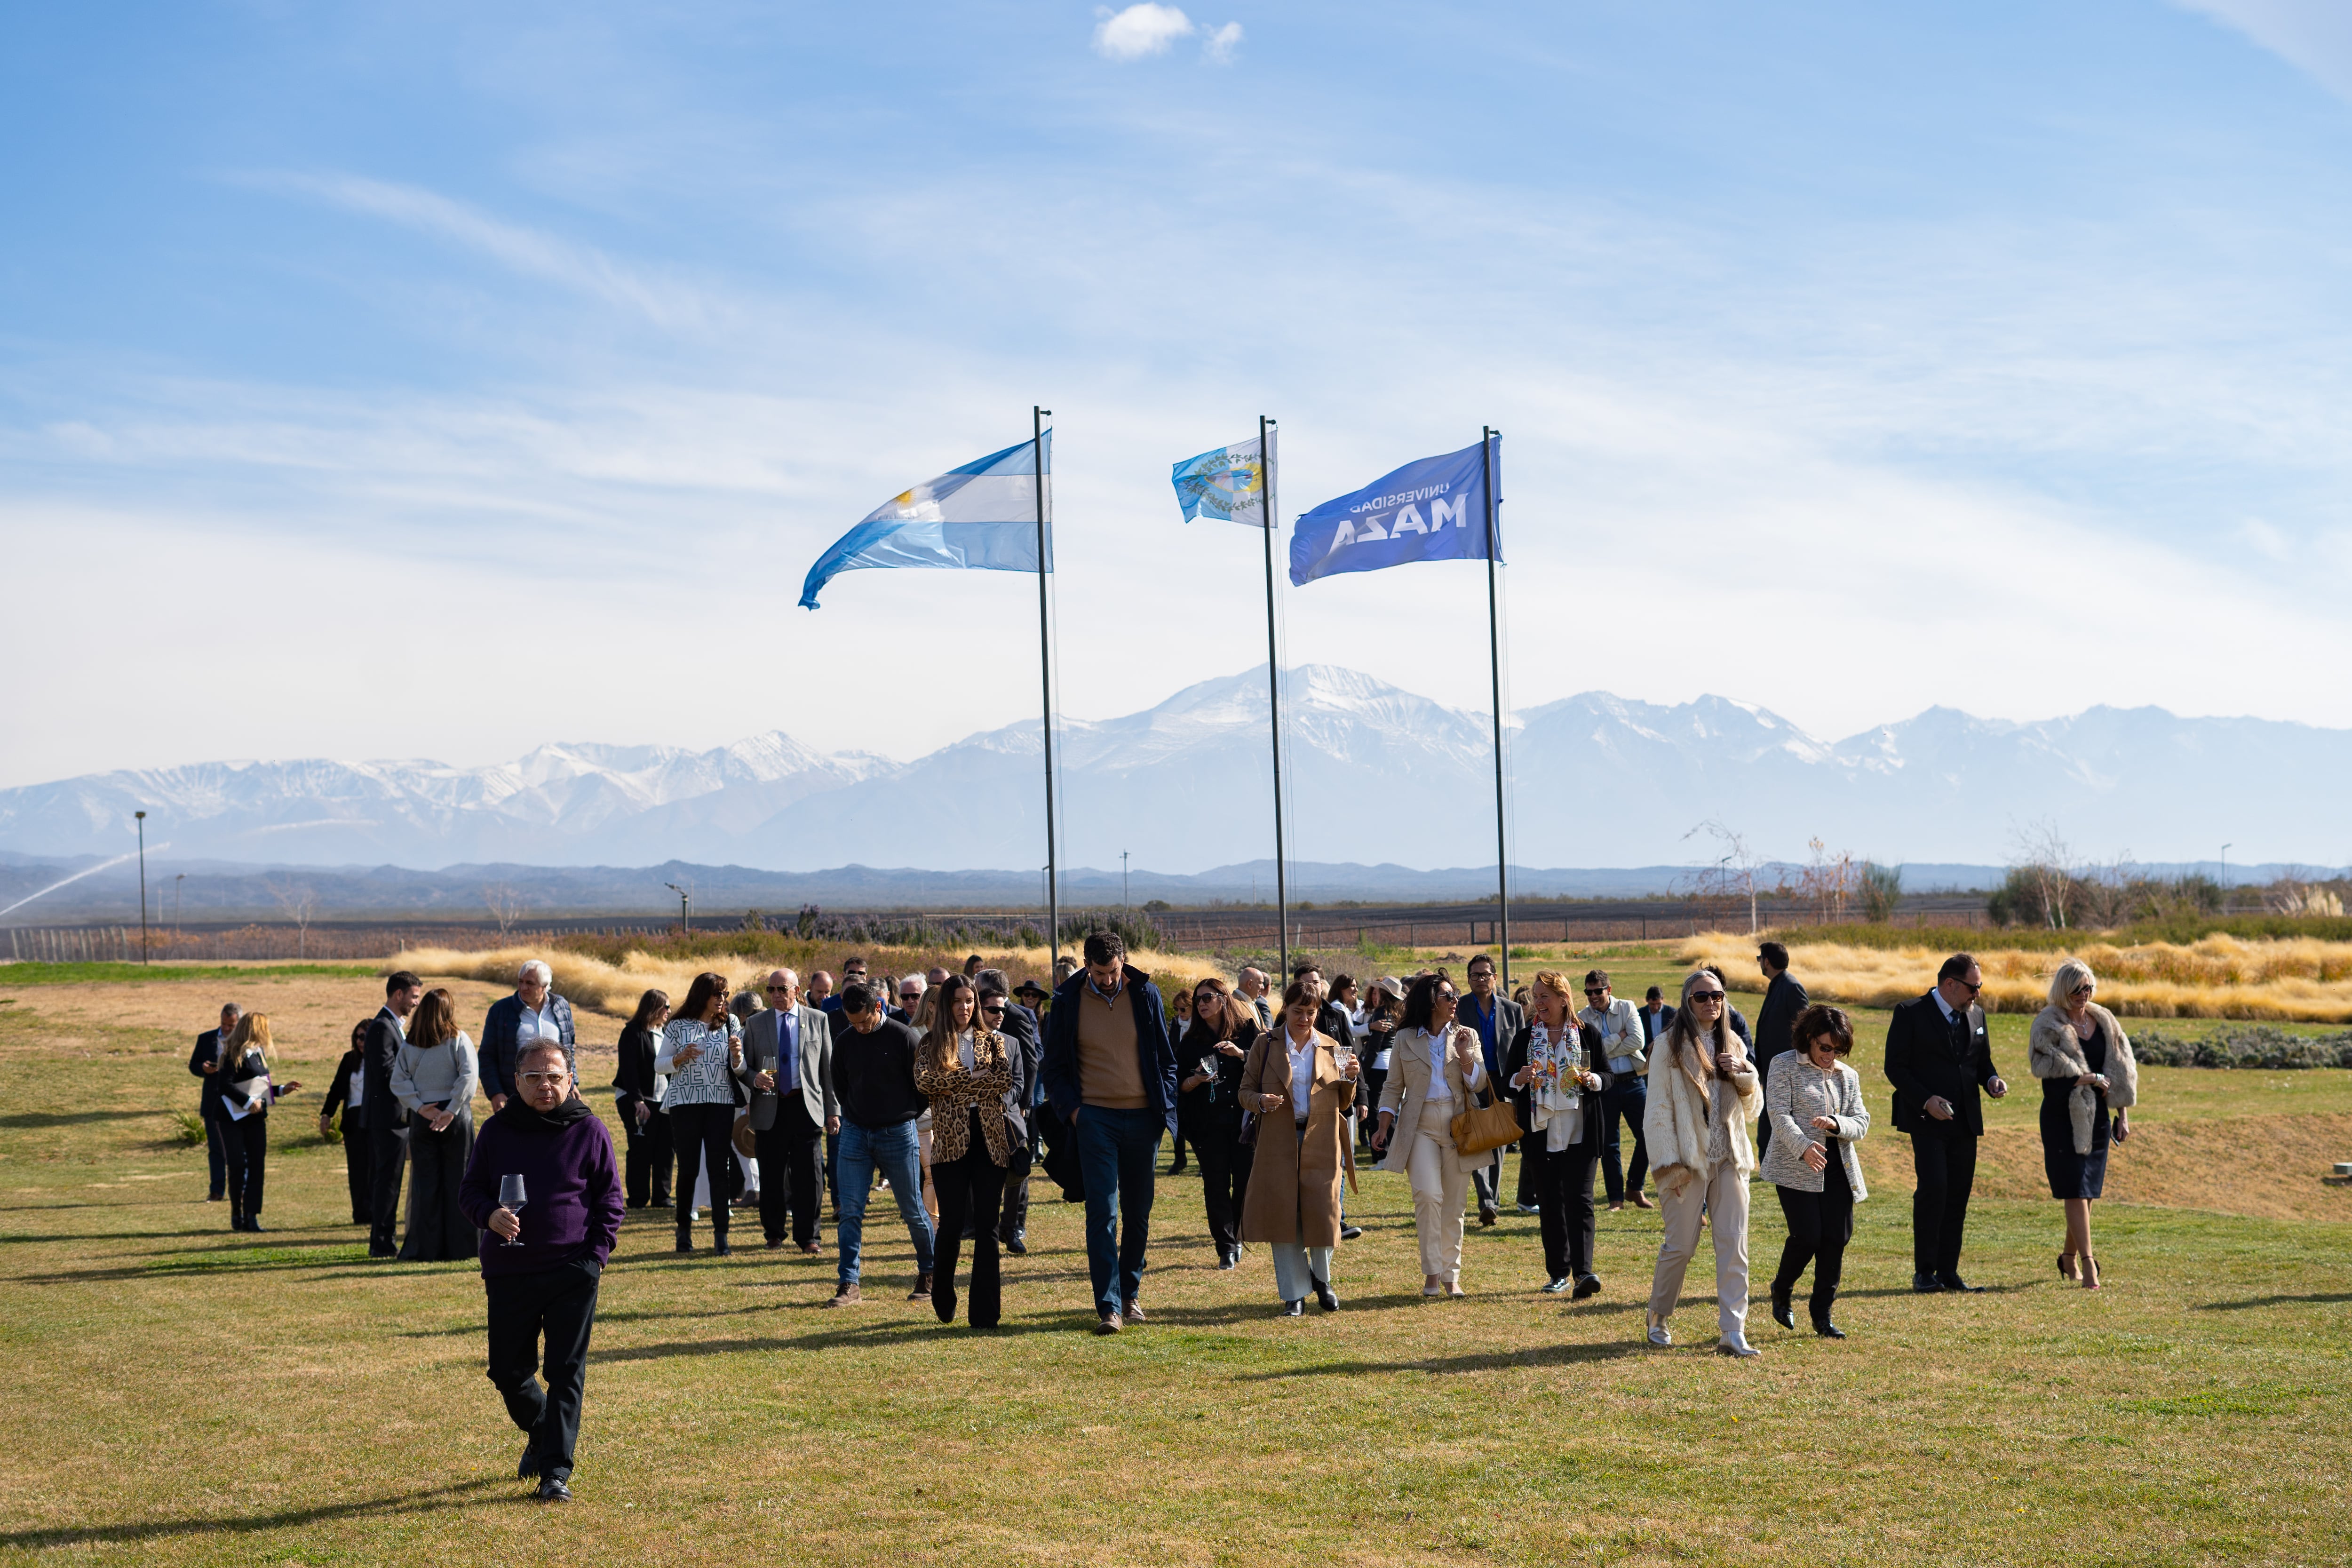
[[1373, 970, 1490, 1297], [1180, 977, 1261, 1268], [393, 986, 480, 1260], [1238, 979, 1360, 1314], [658, 971, 747, 1256], [218, 1013, 301, 1232], [1643, 971, 1763, 1355], [913, 972, 1019, 1328], [611, 988, 673, 1210]]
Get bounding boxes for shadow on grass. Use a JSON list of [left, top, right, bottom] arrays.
[[2192, 1292, 2352, 1312], [0, 1109, 161, 1129], [17, 1238, 423, 1285], [1236, 1338, 1643, 1379], [0, 1478, 510, 1549]]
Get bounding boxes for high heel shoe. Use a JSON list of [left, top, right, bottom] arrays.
[[2080, 1254, 2101, 1290], [2057, 1251, 2077, 1280]]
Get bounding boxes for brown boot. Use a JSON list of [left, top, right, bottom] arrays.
[[824, 1282, 861, 1308], [908, 1273, 932, 1301]]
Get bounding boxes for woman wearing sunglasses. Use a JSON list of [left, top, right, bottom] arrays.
[[1642, 971, 1764, 1355], [1373, 970, 1491, 1298], [1179, 978, 1260, 1268], [1237, 978, 1360, 1315], [2028, 959, 2138, 1289]]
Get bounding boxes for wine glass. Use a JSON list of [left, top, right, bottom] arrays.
[[498, 1173, 528, 1247]]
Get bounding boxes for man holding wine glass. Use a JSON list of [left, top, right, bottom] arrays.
[[460, 1039, 624, 1504]]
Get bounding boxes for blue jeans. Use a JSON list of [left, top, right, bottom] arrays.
[[1074, 1106, 1163, 1316], [1600, 1079, 1649, 1202], [835, 1120, 935, 1288]]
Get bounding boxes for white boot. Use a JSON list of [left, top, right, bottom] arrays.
[[1716, 1329, 1761, 1358]]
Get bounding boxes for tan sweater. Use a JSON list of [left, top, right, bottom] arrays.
[[1075, 984, 1147, 1109]]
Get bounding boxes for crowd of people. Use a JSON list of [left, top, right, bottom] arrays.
[[184, 935, 2143, 1498]]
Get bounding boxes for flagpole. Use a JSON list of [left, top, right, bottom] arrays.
[[1481, 426, 1510, 988], [1033, 405, 1059, 972], [1259, 414, 1288, 983]]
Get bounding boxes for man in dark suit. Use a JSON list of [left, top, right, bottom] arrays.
[[979, 971, 1043, 1255], [1638, 986, 1674, 1045], [480, 961, 577, 1113], [187, 1002, 242, 1201], [316, 1021, 373, 1224], [1884, 953, 2008, 1293], [743, 969, 837, 1253], [1751, 941, 1810, 1166], [365, 970, 426, 1258], [1460, 954, 1526, 1226]]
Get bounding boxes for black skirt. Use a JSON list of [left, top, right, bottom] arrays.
[[2039, 1077, 2110, 1200]]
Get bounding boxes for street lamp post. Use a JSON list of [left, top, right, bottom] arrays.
[[174, 873, 184, 936], [135, 811, 149, 965], [1122, 850, 1129, 917], [666, 882, 691, 934], [2220, 843, 2233, 911]]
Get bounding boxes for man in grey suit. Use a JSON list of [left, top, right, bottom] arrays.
[[745, 969, 838, 1253]]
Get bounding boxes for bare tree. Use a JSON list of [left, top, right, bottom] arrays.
[[269, 881, 319, 959], [1791, 836, 1855, 926], [485, 882, 527, 941], [2009, 819, 2076, 931], [1683, 820, 1762, 933], [1859, 860, 1902, 923]]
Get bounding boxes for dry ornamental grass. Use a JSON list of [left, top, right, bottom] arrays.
[[1677, 931, 2352, 1022]]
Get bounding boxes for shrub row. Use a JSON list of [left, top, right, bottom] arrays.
[[2131, 1025, 2352, 1070]]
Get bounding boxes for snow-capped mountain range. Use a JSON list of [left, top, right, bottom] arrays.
[[4, 665, 2344, 871]]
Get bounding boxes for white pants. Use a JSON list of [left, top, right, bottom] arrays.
[[1648, 1159, 1750, 1340], [1407, 1098, 1471, 1279], [1271, 1242, 1335, 1303]]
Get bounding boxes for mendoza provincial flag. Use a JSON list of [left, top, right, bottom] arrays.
[[1288, 437, 1499, 587], [1170, 430, 1275, 526], [799, 432, 1051, 609]]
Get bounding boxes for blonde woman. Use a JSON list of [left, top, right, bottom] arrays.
[[1372, 970, 1490, 1298], [392, 987, 480, 1261], [2029, 959, 2139, 1289], [1238, 980, 1360, 1315], [218, 1013, 302, 1232], [1643, 971, 1763, 1356], [914, 974, 1018, 1328]]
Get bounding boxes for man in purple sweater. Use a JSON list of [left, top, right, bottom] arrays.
[[460, 1039, 623, 1504]]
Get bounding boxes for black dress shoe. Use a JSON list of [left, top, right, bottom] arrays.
[[245, 1218, 266, 1233], [1339, 1225, 1363, 1241], [1312, 1277, 1339, 1313], [1771, 1284, 1796, 1331], [1280, 1299, 1304, 1317], [1912, 1273, 1945, 1294], [675, 1237, 694, 1254], [1005, 1234, 1028, 1256], [1935, 1274, 1983, 1293], [713, 1242, 733, 1258], [1573, 1274, 1603, 1299], [517, 1447, 541, 1480], [1217, 1247, 1238, 1270], [536, 1475, 572, 1504], [1813, 1316, 1848, 1339]]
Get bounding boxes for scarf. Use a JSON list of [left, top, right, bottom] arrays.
[[1524, 1023, 1583, 1149], [493, 1088, 596, 1134]]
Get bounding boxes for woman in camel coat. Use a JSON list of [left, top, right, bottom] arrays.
[[1238, 980, 1360, 1315], [1373, 970, 1493, 1297], [2028, 958, 2139, 1290]]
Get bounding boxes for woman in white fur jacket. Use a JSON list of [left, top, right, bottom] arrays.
[[1642, 971, 1764, 1357], [2028, 958, 2139, 1290]]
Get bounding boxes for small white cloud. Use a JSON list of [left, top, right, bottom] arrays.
[[1094, 3, 1195, 61], [1201, 21, 1243, 64]]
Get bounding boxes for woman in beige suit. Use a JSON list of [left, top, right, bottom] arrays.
[[1373, 970, 1492, 1297], [1238, 979, 1360, 1315], [1643, 970, 1764, 1357]]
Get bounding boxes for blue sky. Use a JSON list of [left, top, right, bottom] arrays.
[[4, 0, 2350, 788]]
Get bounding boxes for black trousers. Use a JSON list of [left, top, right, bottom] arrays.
[[670, 1104, 736, 1246], [368, 1122, 408, 1254], [998, 1115, 1042, 1243], [755, 1100, 825, 1247], [618, 1099, 673, 1208], [932, 1133, 1009, 1328], [1524, 1138, 1597, 1281], [203, 1112, 228, 1199], [1773, 1154, 1854, 1308], [1472, 1149, 1502, 1211], [1909, 1133, 1978, 1278], [400, 1114, 476, 1262], [1597, 1081, 1648, 1202], [342, 1124, 373, 1223], [222, 1114, 268, 1220], [485, 1257, 601, 1478], [1195, 1127, 1253, 1254]]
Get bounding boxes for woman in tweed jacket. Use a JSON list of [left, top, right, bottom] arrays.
[[1761, 1003, 1870, 1339]]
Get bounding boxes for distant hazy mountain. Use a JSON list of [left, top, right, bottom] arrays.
[[3, 665, 2344, 871]]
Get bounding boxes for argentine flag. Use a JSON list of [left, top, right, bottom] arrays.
[[1170, 430, 1276, 527], [800, 433, 1051, 609]]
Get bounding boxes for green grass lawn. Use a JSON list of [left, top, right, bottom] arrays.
[[1, 972, 2348, 1565]]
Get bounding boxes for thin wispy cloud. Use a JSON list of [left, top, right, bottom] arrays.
[[2173, 0, 2352, 101], [1093, 5, 1241, 64], [1202, 22, 1244, 64], [239, 172, 715, 329]]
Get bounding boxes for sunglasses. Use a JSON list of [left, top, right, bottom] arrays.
[[764, 985, 791, 994], [1957, 979, 1984, 995], [981, 1003, 1005, 1014], [1435, 987, 1458, 1000], [1689, 991, 1727, 1003], [1582, 988, 1606, 997], [2069, 983, 2094, 997]]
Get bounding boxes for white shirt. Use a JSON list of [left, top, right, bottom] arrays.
[[518, 1002, 562, 1056], [957, 1029, 976, 1070], [1286, 1031, 1314, 1120], [1422, 1027, 1480, 1101]]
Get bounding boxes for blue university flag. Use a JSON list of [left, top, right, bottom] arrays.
[[1170, 430, 1275, 527], [1288, 437, 1499, 587], [800, 432, 1052, 609]]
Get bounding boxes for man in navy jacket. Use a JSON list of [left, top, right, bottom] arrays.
[[187, 1002, 242, 1201], [480, 961, 578, 1110], [1041, 931, 1175, 1334]]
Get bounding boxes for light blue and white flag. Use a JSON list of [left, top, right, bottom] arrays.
[[800, 433, 1052, 609], [1288, 437, 1499, 587], [1170, 430, 1275, 526]]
